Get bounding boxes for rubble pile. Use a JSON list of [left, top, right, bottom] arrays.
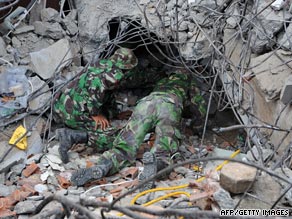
[[0, 0, 292, 218]]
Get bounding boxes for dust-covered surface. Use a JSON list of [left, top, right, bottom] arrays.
[[0, 0, 292, 218]]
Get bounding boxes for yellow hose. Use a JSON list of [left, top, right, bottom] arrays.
[[132, 149, 241, 205], [142, 191, 191, 207], [117, 149, 241, 217]]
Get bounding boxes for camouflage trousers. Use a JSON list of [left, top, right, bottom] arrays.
[[102, 91, 183, 173], [54, 91, 183, 173]]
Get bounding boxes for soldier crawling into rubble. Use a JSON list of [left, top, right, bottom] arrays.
[[62, 70, 208, 188], [53, 47, 163, 163]]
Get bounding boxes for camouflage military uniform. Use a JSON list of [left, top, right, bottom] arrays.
[[100, 72, 207, 173], [53, 48, 139, 151]]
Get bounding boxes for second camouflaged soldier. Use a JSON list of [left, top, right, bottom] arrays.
[[70, 71, 207, 187]]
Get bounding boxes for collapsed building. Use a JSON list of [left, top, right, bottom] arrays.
[[0, 0, 292, 218]]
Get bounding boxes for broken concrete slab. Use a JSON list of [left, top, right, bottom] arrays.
[[40, 8, 60, 23], [213, 188, 235, 209], [278, 24, 292, 50], [13, 32, 53, 59], [280, 75, 292, 104], [0, 141, 26, 174], [33, 21, 65, 40], [250, 19, 283, 55], [28, 76, 51, 112], [257, 0, 292, 22], [246, 146, 274, 162], [23, 116, 47, 134], [220, 162, 257, 194], [14, 25, 35, 35], [26, 130, 44, 157], [74, 0, 141, 62], [252, 172, 282, 207], [249, 49, 292, 102], [0, 184, 17, 197], [14, 200, 42, 214], [0, 37, 7, 57], [30, 38, 73, 79]]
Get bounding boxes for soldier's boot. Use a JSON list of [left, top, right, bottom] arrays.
[[70, 157, 113, 186], [138, 152, 157, 191], [55, 128, 88, 163]]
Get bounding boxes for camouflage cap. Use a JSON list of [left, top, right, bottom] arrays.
[[110, 48, 138, 70]]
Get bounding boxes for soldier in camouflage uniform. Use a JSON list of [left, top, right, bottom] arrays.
[[53, 48, 140, 163], [70, 71, 207, 187]]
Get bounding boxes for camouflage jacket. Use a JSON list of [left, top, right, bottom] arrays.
[[55, 60, 137, 121], [153, 71, 207, 118]]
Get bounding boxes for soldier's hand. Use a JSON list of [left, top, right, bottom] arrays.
[[92, 115, 110, 131]]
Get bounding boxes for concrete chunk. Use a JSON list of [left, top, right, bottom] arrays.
[[249, 49, 292, 101], [280, 75, 292, 104], [30, 39, 73, 79], [220, 162, 257, 194]]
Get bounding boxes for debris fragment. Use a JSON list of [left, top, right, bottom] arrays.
[[220, 163, 257, 194], [22, 162, 39, 178]]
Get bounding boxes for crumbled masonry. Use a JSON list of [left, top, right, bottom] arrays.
[[0, 0, 292, 218]]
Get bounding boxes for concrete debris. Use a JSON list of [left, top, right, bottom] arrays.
[[246, 146, 274, 162], [29, 76, 51, 112], [0, 142, 26, 174], [250, 49, 292, 101], [280, 74, 292, 104], [13, 32, 53, 59], [30, 38, 73, 79], [271, 0, 289, 11], [252, 172, 282, 207], [0, 184, 16, 197], [250, 19, 283, 55], [278, 24, 292, 50], [13, 25, 35, 35], [213, 188, 235, 209], [33, 21, 66, 40], [34, 184, 49, 194], [14, 200, 42, 214], [0, 37, 7, 57], [220, 162, 257, 194], [0, 0, 291, 216], [40, 8, 60, 23], [26, 130, 44, 156]]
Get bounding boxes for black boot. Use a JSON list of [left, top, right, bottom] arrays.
[[55, 128, 88, 163], [71, 157, 113, 186], [138, 152, 157, 191]]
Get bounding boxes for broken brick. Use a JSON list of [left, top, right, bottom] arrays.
[[85, 178, 107, 187], [57, 175, 71, 189], [11, 190, 30, 203], [22, 162, 39, 177], [21, 184, 37, 195], [110, 186, 123, 194], [0, 209, 16, 218], [18, 174, 42, 186], [0, 198, 14, 211], [120, 167, 139, 179]]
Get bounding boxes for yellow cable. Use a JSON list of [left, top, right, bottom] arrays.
[[113, 149, 242, 218], [215, 149, 241, 171], [130, 185, 188, 205], [142, 191, 191, 207], [132, 149, 241, 205]]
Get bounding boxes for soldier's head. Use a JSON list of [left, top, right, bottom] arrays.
[[110, 48, 138, 70]]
